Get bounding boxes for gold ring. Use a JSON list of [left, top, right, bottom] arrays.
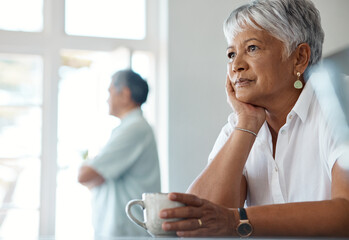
[[198, 219, 202, 227]]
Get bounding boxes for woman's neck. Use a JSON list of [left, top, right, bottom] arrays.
[[265, 89, 301, 134], [265, 90, 300, 159]]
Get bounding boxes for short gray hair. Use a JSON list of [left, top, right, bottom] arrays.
[[224, 0, 324, 79], [112, 69, 149, 105]]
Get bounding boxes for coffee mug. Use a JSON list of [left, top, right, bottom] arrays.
[[125, 193, 184, 237]]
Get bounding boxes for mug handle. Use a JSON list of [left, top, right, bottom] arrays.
[[125, 199, 146, 230]]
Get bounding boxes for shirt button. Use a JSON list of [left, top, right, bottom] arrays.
[[280, 129, 286, 135], [288, 115, 293, 120], [275, 167, 278, 172]]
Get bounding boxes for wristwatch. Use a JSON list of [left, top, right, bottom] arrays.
[[236, 208, 253, 237]]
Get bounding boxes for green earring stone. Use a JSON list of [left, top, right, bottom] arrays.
[[294, 80, 303, 89]]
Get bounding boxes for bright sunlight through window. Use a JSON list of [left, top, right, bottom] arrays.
[[65, 0, 146, 39], [0, 0, 43, 32]]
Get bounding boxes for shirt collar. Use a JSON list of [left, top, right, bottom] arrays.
[[121, 107, 142, 123], [292, 81, 314, 123]]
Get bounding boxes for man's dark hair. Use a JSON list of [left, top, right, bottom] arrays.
[[111, 69, 149, 105]]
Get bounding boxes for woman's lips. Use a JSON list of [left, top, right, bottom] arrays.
[[234, 78, 253, 87]]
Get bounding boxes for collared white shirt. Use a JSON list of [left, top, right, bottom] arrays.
[[208, 76, 349, 206]]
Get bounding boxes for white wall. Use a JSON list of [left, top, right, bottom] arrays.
[[314, 0, 349, 56], [166, 0, 349, 192]]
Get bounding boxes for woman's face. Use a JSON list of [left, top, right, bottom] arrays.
[[227, 27, 296, 107]]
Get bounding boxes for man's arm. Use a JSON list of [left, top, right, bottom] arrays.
[[78, 165, 105, 189]]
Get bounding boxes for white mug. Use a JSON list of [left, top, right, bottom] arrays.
[[125, 193, 184, 237]]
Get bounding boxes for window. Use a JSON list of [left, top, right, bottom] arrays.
[[0, 0, 43, 32], [0, 54, 43, 238], [0, 0, 159, 238], [65, 0, 146, 39]]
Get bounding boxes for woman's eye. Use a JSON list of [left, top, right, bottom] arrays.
[[227, 52, 236, 59], [248, 45, 258, 52]]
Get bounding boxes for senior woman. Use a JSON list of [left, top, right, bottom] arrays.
[[160, 0, 349, 237]]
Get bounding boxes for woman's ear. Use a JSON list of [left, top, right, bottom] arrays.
[[294, 43, 311, 74]]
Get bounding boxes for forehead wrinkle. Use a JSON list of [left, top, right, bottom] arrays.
[[244, 38, 263, 44], [228, 37, 263, 48], [231, 28, 278, 46]]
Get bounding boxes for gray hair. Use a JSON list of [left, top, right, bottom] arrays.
[[223, 0, 324, 79], [112, 69, 149, 105]]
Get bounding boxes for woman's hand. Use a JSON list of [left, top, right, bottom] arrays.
[[226, 75, 266, 133], [160, 192, 237, 237]]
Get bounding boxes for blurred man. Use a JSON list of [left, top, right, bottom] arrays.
[[78, 69, 161, 237]]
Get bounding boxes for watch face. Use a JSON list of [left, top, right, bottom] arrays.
[[237, 223, 253, 237]]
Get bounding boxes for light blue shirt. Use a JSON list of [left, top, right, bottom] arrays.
[[87, 108, 161, 237]]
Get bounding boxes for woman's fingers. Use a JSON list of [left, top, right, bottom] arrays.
[[163, 219, 216, 237], [160, 205, 203, 219], [162, 218, 202, 231], [160, 193, 204, 220], [162, 207, 235, 237], [168, 192, 204, 207], [160, 194, 237, 237], [225, 75, 238, 109], [225, 74, 233, 90], [225, 75, 235, 96]]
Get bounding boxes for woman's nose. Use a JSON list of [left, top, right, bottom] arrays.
[[233, 65, 245, 72], [232, 55, 248, 72]]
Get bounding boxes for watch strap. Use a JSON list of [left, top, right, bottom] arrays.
[[238, 208, 248, 220]]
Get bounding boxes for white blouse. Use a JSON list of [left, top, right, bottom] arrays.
[[208, 74, 349, 206]]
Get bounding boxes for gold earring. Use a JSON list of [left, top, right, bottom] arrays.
[[294, 72, 303, 89]]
